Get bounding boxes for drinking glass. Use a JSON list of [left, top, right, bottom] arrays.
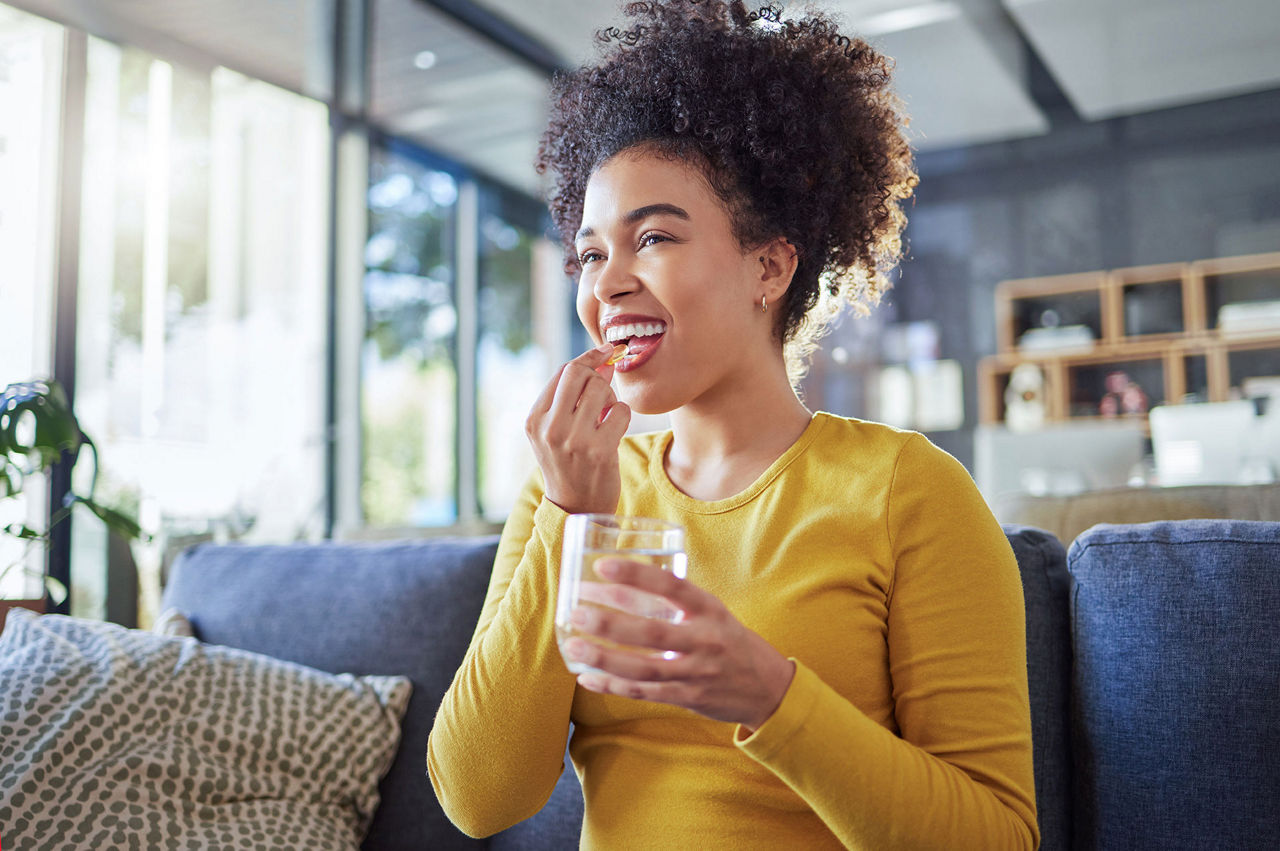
[[556, 514, 687, 676]]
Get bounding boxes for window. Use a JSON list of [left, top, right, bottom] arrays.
[[0, 5, 62, 598], [3, 0, 577, 619], [476, 187, 562, 521], [362, 145, 459, 527], [72, 38, 330, 620]]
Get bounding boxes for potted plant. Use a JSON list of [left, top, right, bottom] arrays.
[[1, 379, 144, 632]]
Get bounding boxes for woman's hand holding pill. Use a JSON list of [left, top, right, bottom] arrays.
[[525, 344, 632, 516]]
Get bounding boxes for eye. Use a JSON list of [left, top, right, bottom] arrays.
[[577, 249, 604, 267], [639, 232, 670, 249]]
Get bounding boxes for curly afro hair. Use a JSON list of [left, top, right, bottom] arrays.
[[535, 0, 918, 380]]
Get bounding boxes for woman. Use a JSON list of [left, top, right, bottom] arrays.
[[428, 2, 1039, 847]]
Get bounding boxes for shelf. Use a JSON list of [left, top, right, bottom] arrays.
[[981, 251, 1280, 429], [1198, 251, 1280, 335], [1111, 261, 1192, 339]]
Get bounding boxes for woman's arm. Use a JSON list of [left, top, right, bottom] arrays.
[[426, 474, 577, 838], [429, 343, 629, 837], [736, 434, 1039, 848]]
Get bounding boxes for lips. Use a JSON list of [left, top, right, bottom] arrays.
[[614, 333, 665, 372], [601, 317, 667, 373]]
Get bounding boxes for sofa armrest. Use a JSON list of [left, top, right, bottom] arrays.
[[1005, 524, 1073, 851]]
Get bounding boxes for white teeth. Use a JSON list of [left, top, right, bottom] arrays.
[[604, 321, 665, 342]]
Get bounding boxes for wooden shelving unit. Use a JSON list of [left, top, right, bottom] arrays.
[[979, 251, 1280, 431]]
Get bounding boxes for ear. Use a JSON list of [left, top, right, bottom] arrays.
[[755, 237, 798, 305]]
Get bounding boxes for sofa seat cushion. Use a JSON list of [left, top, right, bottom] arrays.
[[0, 609, 410, 850], [1067, 520, 1280, 848]]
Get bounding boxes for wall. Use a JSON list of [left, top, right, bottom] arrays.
[[891, 85, 1280, 469]]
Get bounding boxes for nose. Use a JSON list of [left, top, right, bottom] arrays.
[[591, 254, 640, 304]]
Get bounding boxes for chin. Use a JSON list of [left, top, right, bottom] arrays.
[[618, 383, 683, 417]]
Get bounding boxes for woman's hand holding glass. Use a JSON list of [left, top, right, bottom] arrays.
[[526, 344, 632, 516], [562, 557, 796, 732]]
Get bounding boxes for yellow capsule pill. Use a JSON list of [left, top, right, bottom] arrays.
[[606, 343, 628, 365]]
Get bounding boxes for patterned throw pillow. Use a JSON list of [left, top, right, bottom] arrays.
[[0, 608, 411, 850], [151, 607, 196, 638]]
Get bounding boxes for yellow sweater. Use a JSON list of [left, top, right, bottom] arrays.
[[429, 413, 1039, 849]]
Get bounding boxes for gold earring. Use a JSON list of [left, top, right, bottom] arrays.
[[760, 296, 768, 313]]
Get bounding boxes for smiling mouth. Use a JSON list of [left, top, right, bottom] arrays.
[[604, 321, 666, 347], [602, 321, 666, 371]]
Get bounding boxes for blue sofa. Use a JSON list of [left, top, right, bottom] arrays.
[[162, 519, 1280, 850]]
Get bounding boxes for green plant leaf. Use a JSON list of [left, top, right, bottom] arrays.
[[43, 573, 69, 605], [0, 380, 82, 472], [0, 465, 21, 498], [1, 381, 146, 553], [72, 495, 147, 542], [2, 523, 44, 540]]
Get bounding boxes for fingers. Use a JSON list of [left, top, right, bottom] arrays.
[[570, 600, 695, 654], [547, 364, 616, 440], [532, 344, 614, 416], [564, 637, 696, 685], [576, 669, 689, 706], [598, 399, 631, 437], [597, 558, 707, 616], [572, 370, 615, 416]]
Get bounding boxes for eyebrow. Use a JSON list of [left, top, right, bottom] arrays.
[[575, 203, 691, 241]]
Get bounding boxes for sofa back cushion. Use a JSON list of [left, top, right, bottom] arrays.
[[163, 539, 497, 851], [1005, 525, 1073, 851], [1067, 520, 1280, 848]]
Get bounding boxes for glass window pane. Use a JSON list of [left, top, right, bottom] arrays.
[[476, 188, 555, 522], [362, 146, 458, 527], [0, 4, 62, 599], [74, 38, 330, 622]]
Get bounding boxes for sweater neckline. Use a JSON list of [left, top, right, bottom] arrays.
[[648, 412, 830, 515]]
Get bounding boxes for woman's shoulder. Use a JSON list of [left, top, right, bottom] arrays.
[[810, 412, 920, 456], [809, 413, 967, 482]]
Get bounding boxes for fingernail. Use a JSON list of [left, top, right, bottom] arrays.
[[595, 342, 614, 353], [570, 607, 591, 627], [578, 674, 604, 690], [565, 639, 589, 660], [597, 559, 620, 578]]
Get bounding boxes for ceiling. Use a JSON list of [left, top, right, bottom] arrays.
[[368, 0, 551, 195], [1004, 0, 1280, 120], [8, 0, 1280, 198], [9, 0, 337, 98]]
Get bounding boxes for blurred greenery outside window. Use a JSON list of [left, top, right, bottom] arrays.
[[0, 5, 61, 598], [363, 145, 460, 527], [362, 145, 565, 529], [477, 186, 551, 522], [71, 38, 330, 622]]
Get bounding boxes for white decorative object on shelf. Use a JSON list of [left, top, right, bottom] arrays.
[[1017, 325, 1096, 352], [1218, 300, 1280, 334], [1005, 363, 1047, 433]]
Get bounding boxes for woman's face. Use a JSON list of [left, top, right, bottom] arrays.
[[574, 149, 776, 415]]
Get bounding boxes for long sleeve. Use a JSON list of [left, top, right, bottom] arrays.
[[427, 472, 577, 837], [735, 433, 1040, 849]]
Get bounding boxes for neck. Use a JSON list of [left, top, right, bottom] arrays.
[[664, 346, 813, 498]]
